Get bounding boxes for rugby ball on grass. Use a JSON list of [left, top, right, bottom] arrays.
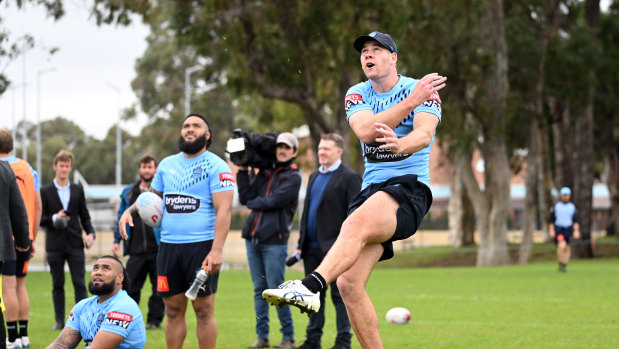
[[135, 192, 164, 228], [386, 307, 411, 324]]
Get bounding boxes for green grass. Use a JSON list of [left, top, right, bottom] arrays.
[[25, 258, 619, 348]]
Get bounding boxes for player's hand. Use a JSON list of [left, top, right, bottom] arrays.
[[85, 234, 95, 249], [574, 230, 580, 240], [30, 241, 36, 258], [375, 123, 404, 153], [202, 249, 223, 274], [411, 73, 447, 106], [118, 209, 134, 240], [112, 243, 120, 257]]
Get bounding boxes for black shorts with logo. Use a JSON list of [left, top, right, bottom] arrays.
[[554, 226, 573, 245], [1, 246, 31, 277], [156, 240, 219, 297], [347, 174, 432, 261]]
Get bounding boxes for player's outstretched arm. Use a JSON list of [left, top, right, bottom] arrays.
[[374, 112, 439, 154], [46, 327, 82, 349], [118, 187, 163, 239]]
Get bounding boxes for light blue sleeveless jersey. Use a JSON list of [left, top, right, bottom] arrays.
[[66, 290, 146, 348], [151, 151, 235, 243], [345, 75, 442, 188]]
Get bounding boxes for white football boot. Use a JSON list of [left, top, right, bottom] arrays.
[[21, 336, 30, 348], [262, 280, 320, 315], [5, 338, 22, 349]]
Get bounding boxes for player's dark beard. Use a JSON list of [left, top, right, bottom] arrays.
[[178, 133, 208, 154], [88, 280, 115, 296]]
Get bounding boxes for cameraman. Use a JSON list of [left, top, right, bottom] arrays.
[[237, 132, 302, 349]]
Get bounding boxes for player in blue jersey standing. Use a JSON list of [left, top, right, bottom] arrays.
[[118, 114, 235, 349], [46, 255, 147, 349], [548, 187, 580, 272], [263, 31, 446, 348]]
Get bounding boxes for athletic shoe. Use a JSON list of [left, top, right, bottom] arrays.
[[297, 341, 321, 349], [6, 338, 22, 349], [262, 280, 320, 315], [20, 336, 30, 348]]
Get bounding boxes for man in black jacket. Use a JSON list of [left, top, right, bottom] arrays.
[[237, 132, 302, 349], [40, 150, 96, 330], [112, 154, 164, 329], [0, 161, 31, 349], [295, 134, 361, 349]]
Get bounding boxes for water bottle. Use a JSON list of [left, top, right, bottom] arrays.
[[286, 252, 301, 266], [185, 268, 209, 300]]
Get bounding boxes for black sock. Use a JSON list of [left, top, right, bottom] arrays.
[[18, 320, 28, 337], [301, 271, 326, 294], [7, 321, 18, 342]]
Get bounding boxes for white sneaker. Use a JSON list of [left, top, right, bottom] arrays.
[[262, 280, 320, 314], [20, 336, 30, 348], [6, 338, 22, 349]]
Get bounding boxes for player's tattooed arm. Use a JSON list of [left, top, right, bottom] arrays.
[[46, 327, 82, 349]]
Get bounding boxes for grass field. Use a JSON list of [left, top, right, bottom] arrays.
[[24, 257, 619, 348]]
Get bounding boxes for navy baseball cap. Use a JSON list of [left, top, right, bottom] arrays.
[[353, 31, 398, 53]]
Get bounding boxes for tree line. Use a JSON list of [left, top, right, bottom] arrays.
[[1, 0, 618, 266]]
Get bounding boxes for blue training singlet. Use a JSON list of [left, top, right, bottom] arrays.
[[151, 151, 235, 243], [345, 75, 442, 188], [66, 290, 146, 348]]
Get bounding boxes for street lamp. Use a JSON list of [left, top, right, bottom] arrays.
[[37, 67, 55, 175], [106, 82, 122, 187], [22, 47, 27, 161], [185, 65, 202, 116]]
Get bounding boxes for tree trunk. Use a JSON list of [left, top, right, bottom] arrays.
[[573, 0, 599, 258], [606, 151, 619, 238], [520, 120, 539, 264], [448, 154, 465, 247]]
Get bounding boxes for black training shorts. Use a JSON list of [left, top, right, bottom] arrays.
[[1, 247, 31, 277], [156, 240, 219, 297], [347, 174, 432, 261], [554, 226, 573, 245]]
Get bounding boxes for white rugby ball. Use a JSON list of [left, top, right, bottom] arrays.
[[385, 307, 411, 324], [135, 192, 164, 228]]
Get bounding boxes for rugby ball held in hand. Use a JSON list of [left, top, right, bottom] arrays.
[[386, 307, 411, 324], [136, 192, 164, 228]]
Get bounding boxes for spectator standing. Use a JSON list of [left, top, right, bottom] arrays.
[[113, 154, 164, 329], [237, 132, 302, 349], [295, 133, 361, 349], [40, 150, 96, 330], [548, 187, 580, 273]]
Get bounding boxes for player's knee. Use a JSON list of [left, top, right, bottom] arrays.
[[336, 274, 357, 299]]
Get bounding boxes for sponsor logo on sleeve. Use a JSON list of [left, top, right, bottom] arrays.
[[422, 91, 442, 112], [68, 309, 74, 321], [164, 194, 200, 213], [345, 94, 364, 112], [157, 276, 169, 292], [103, 312, 133, 329], [219, 172, 235, 187]]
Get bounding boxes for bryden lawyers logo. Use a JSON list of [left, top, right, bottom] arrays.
[[165, 194, 200, 213]]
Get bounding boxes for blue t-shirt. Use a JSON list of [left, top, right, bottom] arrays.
[[66, 290, 146, 349], [151, 151, 235, 243], [552, 202, 578, 228], [345, 75, 442, 188]]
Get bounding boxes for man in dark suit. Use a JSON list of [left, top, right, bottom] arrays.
[[0, 161, 30, 348], [40, 150, 96, 330], [294, 134, 361, 349]]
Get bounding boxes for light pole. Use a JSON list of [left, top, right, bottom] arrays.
[[37, 67, 55, 175], [185, 65, 202, 116], [22, 46, 27, 161], [106, 83, 122, 187]]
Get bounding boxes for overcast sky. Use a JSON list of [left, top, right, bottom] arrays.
[[0, 0, 150, 144]]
